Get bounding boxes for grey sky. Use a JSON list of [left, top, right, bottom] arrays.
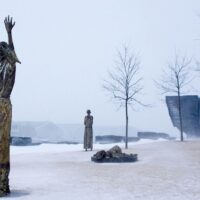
[[1, 0, 200, 135]]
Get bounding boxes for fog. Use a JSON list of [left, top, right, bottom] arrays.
[[1, 0, 200, 136]]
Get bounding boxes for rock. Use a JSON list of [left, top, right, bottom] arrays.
[[10, 137, 32, 146], [95, 135, 140, 144], [91, 145, 138, 163], [137, 132, 169, 140], [93, 150, 107, 160], [107, 145, 122, 154]]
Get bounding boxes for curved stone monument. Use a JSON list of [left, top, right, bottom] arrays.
[[166, 95, 200, 138]]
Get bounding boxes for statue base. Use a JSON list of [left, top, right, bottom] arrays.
[[91, 145, 138, 163], [0, 98, 12, 197]]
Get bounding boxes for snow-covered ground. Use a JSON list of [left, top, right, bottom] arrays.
[[2, 139, 200, 200], [10, 139, 166, 155]]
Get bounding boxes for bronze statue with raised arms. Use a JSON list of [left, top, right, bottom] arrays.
[[0, 16, 20, 197]]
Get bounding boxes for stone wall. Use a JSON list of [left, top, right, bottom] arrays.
[[137, 132, 169, 139]]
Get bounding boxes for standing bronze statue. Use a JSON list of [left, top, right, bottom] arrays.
[[0, 16, 20, 197], [84, 110, 93, 151]]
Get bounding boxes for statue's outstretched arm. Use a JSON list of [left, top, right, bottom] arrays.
[[4, 16, 15, 50]]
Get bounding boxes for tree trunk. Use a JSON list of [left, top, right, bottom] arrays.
[[0, 98, 12, 197], [125, 100, 128, 149], [178, 90, 184, 141]]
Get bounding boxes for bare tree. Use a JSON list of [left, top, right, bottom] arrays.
[[156, 55, 192, 141], [103, 46, 145, 149]]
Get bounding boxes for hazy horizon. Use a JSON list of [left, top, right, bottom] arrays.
[[1, 0, 200, 135]]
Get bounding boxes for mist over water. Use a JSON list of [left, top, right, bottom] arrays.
[[0, 0, 199, 136]]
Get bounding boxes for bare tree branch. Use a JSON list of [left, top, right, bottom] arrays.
[[103, 45, 146, 149], [155, 54, 193, 142]]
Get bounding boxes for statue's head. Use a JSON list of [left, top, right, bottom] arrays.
[[0, 42, 21, 65], [87, 109, 91, 115]]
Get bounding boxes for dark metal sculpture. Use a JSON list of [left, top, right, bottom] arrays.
[[84, 110, 93, 151], [91, 145, 138, 163], [0, 16, 20, 197], [166, 95, 200, 138]]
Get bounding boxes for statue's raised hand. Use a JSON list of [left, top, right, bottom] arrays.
[[4, 16, 15, 33]]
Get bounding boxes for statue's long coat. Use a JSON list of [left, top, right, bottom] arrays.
[[0, 48, 16, 195], [84, 115, 93, 150]]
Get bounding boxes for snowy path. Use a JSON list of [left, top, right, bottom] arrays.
[[2, 140, 200, 200]]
